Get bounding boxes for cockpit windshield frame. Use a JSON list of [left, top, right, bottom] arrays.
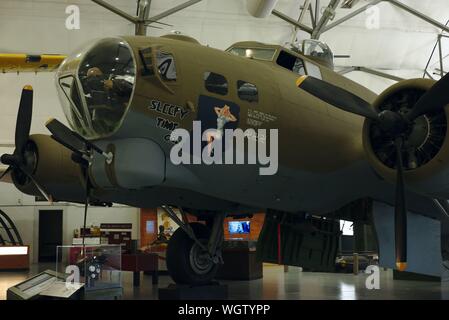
[[227, 47, 277, 61], [58, 74, 93, 136]]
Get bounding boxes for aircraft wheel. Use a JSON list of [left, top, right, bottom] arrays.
[[166, 222, 219, 285]]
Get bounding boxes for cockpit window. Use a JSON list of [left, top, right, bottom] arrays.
[[56, 38, 136, 139], [227, 47, 276, 61], [293, 58, 306, 76], [277, 50, 306, 76], [305, 61, 322, 79]]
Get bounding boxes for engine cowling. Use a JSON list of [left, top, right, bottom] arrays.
[[11, 134, 85, 202], [363, 78, 449, 198]]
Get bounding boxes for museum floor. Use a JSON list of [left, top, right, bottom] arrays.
[[1, 264, 449, 300]]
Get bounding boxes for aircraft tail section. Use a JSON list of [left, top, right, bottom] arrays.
[[256, 210, 340, 271]]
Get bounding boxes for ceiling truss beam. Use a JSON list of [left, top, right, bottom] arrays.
[[92, 0, 202, 35], [92, 0, 137, 24], [386, 0, 449, 35], [147, 0, 203, 23], [338, 66, 404, 82], [322, 0, 383, 33], [311, 0, 341, 39], [272, 9, 314, 34]]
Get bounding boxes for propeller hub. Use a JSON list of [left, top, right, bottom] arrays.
[[2, 140, 39, 188], [377, 110, 409, 137], [0, 154, 21, 166], [368, 87, 447, 171]]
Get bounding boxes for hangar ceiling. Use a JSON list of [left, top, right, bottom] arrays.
[[0, 0, 448, 148], [0, 0, 447, 73]]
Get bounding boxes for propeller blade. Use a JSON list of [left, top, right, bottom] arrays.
[[45, 118, 86, 155], [296, 76, 379, 121], [50, 133, 85, 157], [46, 118, 113, 163], [0, 86, 51, 201], [81, 168, 91, 247], [433, 199, 449, 219], [394, 137, 407, 272], [0, 167, 12, 182], [406, 72, 449, 121], [18, 165, 52, 202], [15, 86, 34, 154]]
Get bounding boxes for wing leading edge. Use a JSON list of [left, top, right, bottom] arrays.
[[0, 54, 66, 73]]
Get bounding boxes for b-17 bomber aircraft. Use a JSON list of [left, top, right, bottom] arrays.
[[1, 34, 449, 284]]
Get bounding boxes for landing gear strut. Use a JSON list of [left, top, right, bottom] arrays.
[[163, 206, 225, 285]]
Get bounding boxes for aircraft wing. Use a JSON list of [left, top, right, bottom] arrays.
[[0, 53, 66, 73]]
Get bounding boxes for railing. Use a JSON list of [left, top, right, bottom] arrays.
[[0, 209, 23, 246]]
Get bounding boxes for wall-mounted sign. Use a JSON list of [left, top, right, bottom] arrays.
[[100, 223, 132, 230]]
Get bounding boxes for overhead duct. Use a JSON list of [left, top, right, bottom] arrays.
[[246, 0, 279, 18]]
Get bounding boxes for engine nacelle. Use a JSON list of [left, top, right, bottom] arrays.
[[12, 134, 85, 202], [363, 78, 449, 198]]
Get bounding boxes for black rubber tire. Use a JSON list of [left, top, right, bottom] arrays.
[[166, 222, 219, 285]]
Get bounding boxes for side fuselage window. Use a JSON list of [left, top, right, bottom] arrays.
[[204, 72, 228, 95], [237, 81, 258, 103], [305, 61, 322, 79], [156, 51, 177, 81]]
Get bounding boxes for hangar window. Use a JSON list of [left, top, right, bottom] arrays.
[[204, 72, 228, 95], [237, 81, 258, 103], [156, 51, 177, 81], [276, 50, 306, 76]]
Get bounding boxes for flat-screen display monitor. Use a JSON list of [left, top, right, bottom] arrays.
[[340, 220, 354, 236], [146, 221, 155, 234], [228, 221, 250, 234]]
